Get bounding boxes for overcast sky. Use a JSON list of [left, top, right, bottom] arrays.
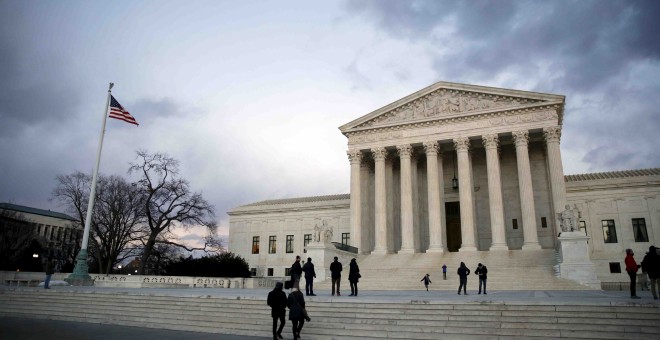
[[1, 0, 659, 249]]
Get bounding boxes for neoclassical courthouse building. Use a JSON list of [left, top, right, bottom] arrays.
[[228, 81, 659, 286]]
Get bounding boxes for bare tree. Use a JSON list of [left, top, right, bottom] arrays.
[[91, 175, 144, 274], [130, 150, 218, 275], [52, 171, 144, 274]]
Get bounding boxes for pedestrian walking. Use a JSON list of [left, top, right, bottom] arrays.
[[641, 245, 660, 300], [330, 256, 342, 296], [442, 264, 447, 280], [457, 262, 470, 295], [302, 257, 316, 296], [348, 258, 360, 296], [421, 274, 432, 291], [475, 263, 488, 294], [625, 249, 641, 299], [43, 258, 55, 289], [267, 282, 287, 339], [287, 281, 309, 340]]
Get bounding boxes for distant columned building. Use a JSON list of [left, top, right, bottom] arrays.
[[228, 81, 660, 284]]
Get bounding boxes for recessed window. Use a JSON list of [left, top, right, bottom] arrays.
[[541, 217, 547, 228], [579, 221, 587, 235], [632, 218, 648, 242], [250, 268, 256, 276], [285, 268, 291, 276], [512, 219, 518, 230], [252, 236, 260, 254], [602, 220, 617, 243], [303, 234, 311, 253], [342, 233, 350, 246], [269, 236, 276, 254], [267, 268, 273, 276], [286, 235, 294, 253], [609, 262, 621, 273]]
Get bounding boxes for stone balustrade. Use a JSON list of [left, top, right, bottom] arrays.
[[1, 271, 277, 289]]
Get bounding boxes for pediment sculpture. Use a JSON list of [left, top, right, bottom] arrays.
[[357, 89, 543, 128]]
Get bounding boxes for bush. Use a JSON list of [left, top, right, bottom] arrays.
[[164, 252, 250, 277]]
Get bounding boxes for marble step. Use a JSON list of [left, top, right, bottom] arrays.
[[2, 291, 659, 340]]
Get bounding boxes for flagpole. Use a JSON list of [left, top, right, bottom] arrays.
[[67, 82, 114, 285]]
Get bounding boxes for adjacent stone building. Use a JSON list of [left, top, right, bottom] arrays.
[[228, 81, 659, 285]]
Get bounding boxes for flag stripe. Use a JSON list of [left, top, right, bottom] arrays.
[[109, 95, 139, 126]]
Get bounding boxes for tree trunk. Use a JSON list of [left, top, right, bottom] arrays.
[[139, 234, 157, 275]]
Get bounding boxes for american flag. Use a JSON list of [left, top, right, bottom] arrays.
[[109, 95, 139, 125]]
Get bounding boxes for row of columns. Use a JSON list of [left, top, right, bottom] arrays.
[[348, 126, 566, 254]]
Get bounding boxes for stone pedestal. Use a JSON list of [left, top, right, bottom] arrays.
[[557, 231, 600, 289], [306, 241, 354, 282]]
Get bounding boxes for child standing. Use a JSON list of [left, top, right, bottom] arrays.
[[420, 274, 432, 291]]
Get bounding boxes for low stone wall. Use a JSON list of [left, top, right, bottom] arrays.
[[1, 271, 278, 289]]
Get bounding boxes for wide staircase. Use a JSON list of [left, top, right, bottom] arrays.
[[316, 249, 588, 291], [2, 289, 659, 339]]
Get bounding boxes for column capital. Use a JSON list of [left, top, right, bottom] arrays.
[[512, 130, 529, 147], [423, 141, 440, 156], [453, 137, 470, 152], [347, 150, 363, 164], [482, 134, 500, 150], [371, 147, 388, 161], [396, 144, 413, 158], [543, 126, 562, 144]]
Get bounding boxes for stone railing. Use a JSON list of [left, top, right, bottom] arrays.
[[1, 271, 278, 289]]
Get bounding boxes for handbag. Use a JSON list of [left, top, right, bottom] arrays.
[[291, 293, 311, 322]]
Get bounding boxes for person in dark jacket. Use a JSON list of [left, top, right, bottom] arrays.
[[625, 249, 641, 299], [302, 257, 316, 296], [641, 246, 660, 300], [290, 256, 303, 288], [267, 282, 287, 339], [475, 263, 488, 295], [457, 262, 470, 295], [44, 258, 55, 289], [421, 274, 432, 291], [287, 282, 308, 340], [348, 258, 360, 296], [329, 256, 342, 296]]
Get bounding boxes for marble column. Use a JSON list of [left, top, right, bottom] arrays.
[[397, 144, 415, 253], [371, 147, 389, 254], [348, 150, 363, 252], [544, 126, 567, 237], [483, 134, 509, 251], [424, 141, 446, 253], [512, 131, 542, 250], [454, 137, 477, 251]]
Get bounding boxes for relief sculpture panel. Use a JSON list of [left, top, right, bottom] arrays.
[[357, 89, 543, 128]]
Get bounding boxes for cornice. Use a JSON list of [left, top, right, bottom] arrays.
[[345, 105, 561, 144]]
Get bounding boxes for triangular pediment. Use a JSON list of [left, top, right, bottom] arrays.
[[339, 81, 565, 133]]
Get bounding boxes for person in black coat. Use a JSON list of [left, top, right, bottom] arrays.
[[457, 262, 470, 295], [642, 246, 660, 300], [267, 282, 287, 339], [329, 256, 343, 296], [290, 256, 303, 288], [348, 258, 360, 296], [475, 263, 488, 295], [287, 282, 308, 340], [302, 257, 317, 296]]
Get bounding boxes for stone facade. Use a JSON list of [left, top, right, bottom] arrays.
[[227, 81, 659, 284]]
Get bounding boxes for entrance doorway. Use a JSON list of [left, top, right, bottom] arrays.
[[445, 202, 461, 252]]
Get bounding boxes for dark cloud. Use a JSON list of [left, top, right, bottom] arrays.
[[0, 2, 81, 137], [344, 0, 660, 172]]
